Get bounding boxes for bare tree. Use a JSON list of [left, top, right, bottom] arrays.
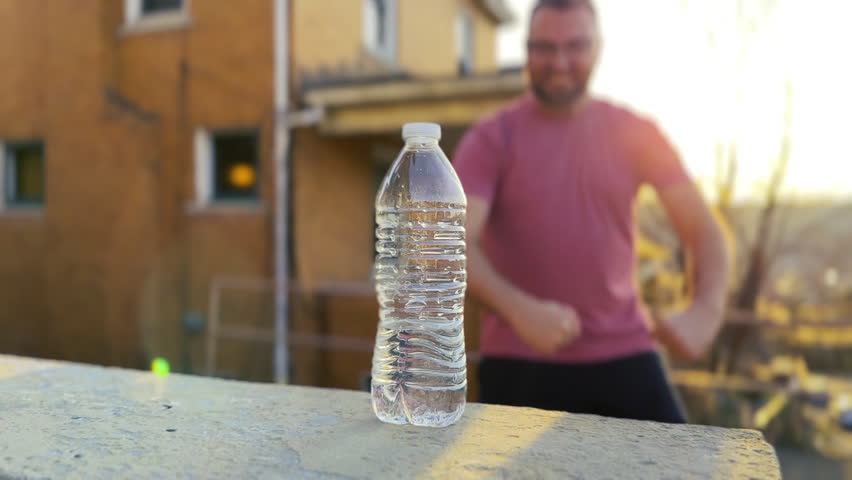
[[715, 81, 792, 373]]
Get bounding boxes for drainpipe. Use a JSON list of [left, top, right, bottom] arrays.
[[273, 0, 290, 384]]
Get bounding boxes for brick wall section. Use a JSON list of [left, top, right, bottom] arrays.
[[0, 0, 500, 395], [292, 128, 375, 288], [0, 0, 160, 365], [0, 0, 276, 371], [117, 0, 276, 373]]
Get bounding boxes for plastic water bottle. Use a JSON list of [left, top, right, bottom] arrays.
[[371, 122, 468, 427]]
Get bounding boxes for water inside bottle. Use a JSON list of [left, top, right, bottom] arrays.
[[371, 198, 467, 427]]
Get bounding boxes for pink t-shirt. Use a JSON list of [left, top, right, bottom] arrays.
[[453, 94, 691, 364]]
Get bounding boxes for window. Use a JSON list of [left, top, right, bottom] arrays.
[[123, 0, 189, 33], [363, 0, 397, 61], [194, 129, 260, 206], [2, 141, 45, 209], [142, 0, 183, 15], [456, 12, 475, 76], [212, 132, 259, 201]]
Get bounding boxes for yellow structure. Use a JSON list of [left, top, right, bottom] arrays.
[[290, 0, 520, 393]]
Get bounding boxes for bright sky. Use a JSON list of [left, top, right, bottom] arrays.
[[498, 0, 852, 202]]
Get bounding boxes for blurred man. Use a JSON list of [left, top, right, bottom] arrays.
[[453, 0, 730, 423]]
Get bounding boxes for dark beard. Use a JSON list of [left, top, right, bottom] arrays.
[[531, 84, 587, 109]]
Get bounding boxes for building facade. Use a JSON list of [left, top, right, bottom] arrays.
[[0, 0, 521, 393]]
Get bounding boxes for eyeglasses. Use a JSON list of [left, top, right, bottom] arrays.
[[527, 39, 594, 58]]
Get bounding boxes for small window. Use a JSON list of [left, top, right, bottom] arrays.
[[213, 132, 259, 201], [456, 12, 475, 76], [142, 0, 183, 15], [363, 0, 397, 61], [3, 141, 45, 208], [195, 129, 260, 206], [123, 0, 188, 31]]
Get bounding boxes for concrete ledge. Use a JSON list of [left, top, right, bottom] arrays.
[[0, 355, 780, 479]]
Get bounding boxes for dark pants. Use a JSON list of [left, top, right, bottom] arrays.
[[478, 351, 687, 423]]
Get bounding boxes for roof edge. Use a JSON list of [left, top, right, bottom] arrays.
[[303, 70, 525, 108], [477, 0, 515, 24]]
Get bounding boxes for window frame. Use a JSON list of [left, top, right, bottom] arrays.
[[1, 140, 46, 210], [362, 0, 398, 63], [122, 0, 191, 35], [456, 10, 476, 76]]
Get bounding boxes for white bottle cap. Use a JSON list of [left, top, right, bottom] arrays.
[[402, 122, 441, 140]]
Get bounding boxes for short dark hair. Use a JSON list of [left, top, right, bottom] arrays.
[[531, 0, 597, 19]]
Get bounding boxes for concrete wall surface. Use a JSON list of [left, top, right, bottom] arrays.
[[0, 355, 780, 479]]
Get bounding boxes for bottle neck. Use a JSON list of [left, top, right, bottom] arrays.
[[404, 136, 440, 147]]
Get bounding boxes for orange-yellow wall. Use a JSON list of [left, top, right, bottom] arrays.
[[0, 0, 501, 395], [295, 0, 500, 79]]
